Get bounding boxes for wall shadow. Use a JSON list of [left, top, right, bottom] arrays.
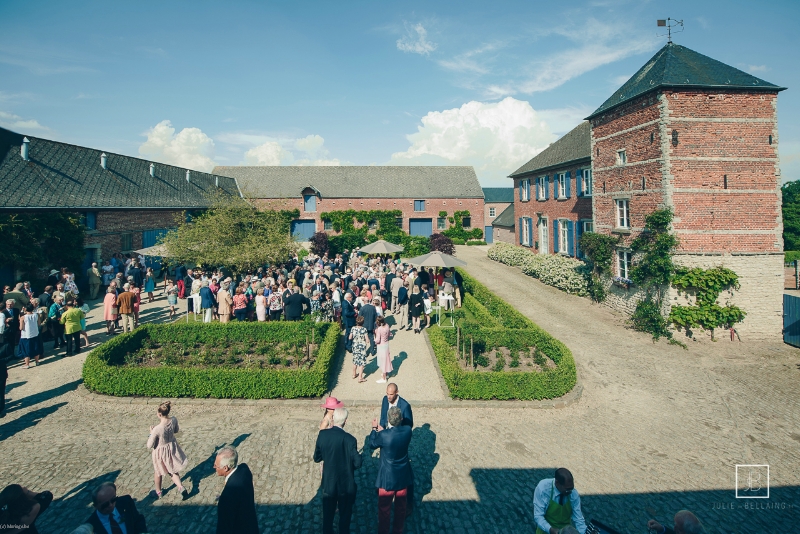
[[0, 401, 67, 441], [4, 379, 82, 414]]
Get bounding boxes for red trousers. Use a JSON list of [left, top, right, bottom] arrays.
[[378, 487, 407, 534]]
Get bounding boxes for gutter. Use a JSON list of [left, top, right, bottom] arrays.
[[508, 156, 592, 179]]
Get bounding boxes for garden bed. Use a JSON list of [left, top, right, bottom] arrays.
[[82, 322, 340, 399], [427, 269, 577, 400]]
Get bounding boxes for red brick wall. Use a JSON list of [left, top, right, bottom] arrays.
[[252, 197, 485, 237], [84, 210, 183, 258], [513, 163, 593, 253], [485, 202, 511, 227]]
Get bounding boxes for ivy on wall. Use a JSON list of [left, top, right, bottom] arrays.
[[319, 209, 402, 234], [578, 232, 619, 302], [669, 267, 746, 341], [441, 209, 483, 241]]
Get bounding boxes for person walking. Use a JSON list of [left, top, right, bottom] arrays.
[[370, 407, 413, 534], [147, 401, 189, 500], [396, 280, 409, 330], [87, 262, 102, 300], [409, 285, 424, 334], [144, 267, 156, 303], [1, 300, 20, 356], [314, 408, 362, 534], [349, 316, 369, 383], [117, 284, 135, 333], [165, 280, 178, 319], [214, 446, 259, 534], [374, 316, 392, 383], [102, 287, 117, 335], [342, 292, 356, 352], [357, 297, 378, 356], [60, 300, 85, 356], [19, 303, 42, 368]]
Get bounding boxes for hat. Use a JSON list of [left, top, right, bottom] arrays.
[[320, 397, 344, 410], [49, 269, 59, 276]]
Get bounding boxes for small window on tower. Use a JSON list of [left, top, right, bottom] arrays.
[[616, 150, 627, 165]]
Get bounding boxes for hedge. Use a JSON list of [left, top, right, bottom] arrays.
[[466, 240, 488, 246], [488, 242, 589, 296], [427, 269, 576, 400], [82, 322, 340, 399]]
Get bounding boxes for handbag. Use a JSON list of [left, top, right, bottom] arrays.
[[110, 307, 118, 315]]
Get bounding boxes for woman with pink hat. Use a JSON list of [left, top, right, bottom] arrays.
[[319, 397, 344, 430]]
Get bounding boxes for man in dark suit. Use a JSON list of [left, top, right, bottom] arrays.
[[384, 270, 396, 311], [358, 298, 378, 356], [284, 287, 310, 321], [214, 446, 259, 534], [370, 407, 413, 534], [314, 408, 362, 534], [342, 293, 357, 352], [313, 279, 327, 301], [379, 383, 413, 429], [86, 482, 147, 534]]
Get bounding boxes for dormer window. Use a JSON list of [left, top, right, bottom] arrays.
[[302, 187, 318, 212]]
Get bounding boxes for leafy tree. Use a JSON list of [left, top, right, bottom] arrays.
[[160, 194, 297, 274], [429, 233, 455, 255], [0, 212, 85, 280], [782, 180, 800, 251], [309, 231, 329, 255]]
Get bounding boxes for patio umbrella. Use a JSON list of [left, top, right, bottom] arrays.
[[359, 239, 405, 254], [404, 250, 467, 268], [133, 244, 170, 257]]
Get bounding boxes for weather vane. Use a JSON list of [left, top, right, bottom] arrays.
[[657, 18, 684, 43]]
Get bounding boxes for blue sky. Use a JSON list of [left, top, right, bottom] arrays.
[[1, 0, 798, 187]]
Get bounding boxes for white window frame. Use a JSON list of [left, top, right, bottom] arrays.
[[538, 217, 548, 255], [489, 207, 496, 217], [617, 250, 631, 279], [536, 176, 546, 200], [557, 173, 567, 199], [559, 219, 570, 255], [615, 199, 630, 229], [583, 169, 593, 197], [582, 220, 593, 233], [522, 217, 531, 247], [616, 150, 627, 165], [521, 179, 531, 201]]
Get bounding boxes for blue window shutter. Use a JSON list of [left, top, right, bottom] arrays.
[[576, 170, 583, 197], [544, 176, 549, 200], [553, 175, 558, 199], [576, 221, 584, 257], [519, 182, 523, 201], [535, 179, 540, 200], [527, 218, 533, 247], [519, 218, 523, 244], [567, 220, 575, 256], [553, 219, 559, 253], [565, 171, 571, 199]]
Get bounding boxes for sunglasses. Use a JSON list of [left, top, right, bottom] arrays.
[[98, 496, 117, 509]]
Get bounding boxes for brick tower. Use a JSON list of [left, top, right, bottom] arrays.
[[587, 42, 786, 339]]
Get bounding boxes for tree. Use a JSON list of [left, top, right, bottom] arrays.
[[160, 194, 297, 274], [782, 180, 800, 251], [309, 231, 329, 255], [429, 233, 455, 255], [0, 212, 85, 279]]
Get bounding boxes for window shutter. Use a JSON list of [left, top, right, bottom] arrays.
[[545, 176, 549, 200], [553, 219, 559, 253], [567, 220, 575, 256], [525, 179, 530, 201], [519, 218, 523, 244], [535, 179, 540, 200], [527, 218, 534, 247], [576, 221, 584, 257], [576, 170, 583, 197], [553, 175, 558, 199], [565, 171, 571, 199], [519, 182, 523, 201]]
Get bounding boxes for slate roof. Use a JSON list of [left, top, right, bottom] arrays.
[[491, 203, 514, 228], [588, 43, 786, 119], [509, 121, 590, 178], [0, 127, 240, 209], [482, 187, 514, 203], [212, 166, 484, 199]]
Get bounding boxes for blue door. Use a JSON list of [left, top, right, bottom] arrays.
[[485, 226, 493, 243], [409, 218, 433, 237], [784, 294, 800, 347], [304, 195, 317, 212], [142, 228, 170, 248], [291, 220, 317, 241]]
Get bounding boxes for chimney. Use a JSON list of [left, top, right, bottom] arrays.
[[21, 137, 30, 161], [215, 176, 219, 187], [150, 163, 155, 177], [101, 153, 108, 170], [186, 170, 191, 183]]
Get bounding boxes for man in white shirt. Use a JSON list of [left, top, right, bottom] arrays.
[[532, 468, 587, 534]]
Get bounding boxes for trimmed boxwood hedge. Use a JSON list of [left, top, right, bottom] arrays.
[[82, 322, 340, 399], [428, 269, 576, 400]]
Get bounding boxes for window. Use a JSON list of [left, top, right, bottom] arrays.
[[582, 220, 594, 233], [538, 217, 548, 254], [120, 233, 132, 251], [615, 199, 630, 229], [537, 176, 547, 200], [437, 217, 447, 230], [519, 179, 531, 201], [462, 216, 471, 228], [414, 200, 426, 212], [83, 212, 97, 230], [559, 220, 570, 253], [617, 250, 631, 279], [323, 219, 333, 231], [616, 150, 627, 165], [489, 207, 496, 217], [395, 217, 403, 230], [557, 173, 567, 199], [368, 220, 377, 230], [582, 169, 593, 196], [522, 217, 531, 246], [303, 194, 317, 212]]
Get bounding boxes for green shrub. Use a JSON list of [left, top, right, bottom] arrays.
[[488, 243, 588, 296], [466, 240, 487, 246], [82, 322, 340, 399], [451, 238, 466, 245], [786, 251, 800, 265]]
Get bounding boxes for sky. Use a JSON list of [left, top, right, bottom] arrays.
[[1, 0, 799, 187]]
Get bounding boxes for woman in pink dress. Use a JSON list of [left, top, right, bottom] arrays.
[[146, 401, 189, 500], [102, 287, 117, 335], [374, 315, 393, 383]]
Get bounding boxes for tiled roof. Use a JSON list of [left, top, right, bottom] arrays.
[[0, 127, 240, 209], [212, 166, 484, 199], [482, 187, 514, 203], [588, 43, 786, 119], [491, 203, 514, 227], [509, 121, 590, 178]]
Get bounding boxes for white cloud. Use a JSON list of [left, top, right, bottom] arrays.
[[0, 111, 49, 132], [241, 134, 343, 166], [437, 43, 502, 74], [389, 97, 556, 185], [295, 134, 325, 156], [138, 120, 216, 172], [537, 105, 593, 136], [396, 23, 437, 56], [244, 141, 292, 166]]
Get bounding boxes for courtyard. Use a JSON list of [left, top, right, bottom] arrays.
[[1, 246, 798, 533]]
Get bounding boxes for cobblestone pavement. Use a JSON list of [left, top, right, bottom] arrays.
[[1, 263, 799, 533]]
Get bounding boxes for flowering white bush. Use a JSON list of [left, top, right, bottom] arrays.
[[487, 243, 589, 296]]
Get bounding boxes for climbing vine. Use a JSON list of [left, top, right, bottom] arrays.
[[668, 267, 746, 340], [319, 209, 402, 234], [578, 232, 619, 302], [441, 209, 483, 241]]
